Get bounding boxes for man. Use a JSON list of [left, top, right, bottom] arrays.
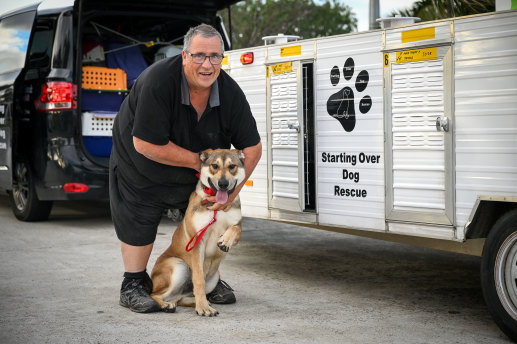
[[109, 23, 262, 313]]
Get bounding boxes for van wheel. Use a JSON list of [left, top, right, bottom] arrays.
[[481, 209, 517, 341], [9, 160, 52, 221]]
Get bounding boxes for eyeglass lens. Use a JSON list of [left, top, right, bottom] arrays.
[[191, 53, 223, 64]]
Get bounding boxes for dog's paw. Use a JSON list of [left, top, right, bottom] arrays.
[[161, 303, 176, 313], [217, 239, 230, 252], [196, 305, 219, 317], [217, 227, 240, 252]]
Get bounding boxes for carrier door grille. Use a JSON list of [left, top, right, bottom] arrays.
[[391, 59, 446, 213]]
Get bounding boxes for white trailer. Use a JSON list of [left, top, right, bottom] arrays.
[[223, 10, 517, 340]]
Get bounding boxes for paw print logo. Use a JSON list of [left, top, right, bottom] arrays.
[[326, 57, 372, 132]]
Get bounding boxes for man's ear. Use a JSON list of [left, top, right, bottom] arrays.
[[200, 149, 213, 162], [182, 50, 187, 65]]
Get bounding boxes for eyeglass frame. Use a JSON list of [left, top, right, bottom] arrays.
[[186, 52, 224, 65]]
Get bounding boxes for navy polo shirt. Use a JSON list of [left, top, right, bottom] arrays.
[[111, 55, 260, 207]]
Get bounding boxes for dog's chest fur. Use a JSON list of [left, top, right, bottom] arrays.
[[191, 202, 241, 257]]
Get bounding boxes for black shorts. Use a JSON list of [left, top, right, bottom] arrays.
[[109, 158, 192, 246]]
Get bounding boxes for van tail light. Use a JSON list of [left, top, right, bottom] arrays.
[[63, 183, 89, 193], [240, 52, 254, 64], [36, 82, 77, 111]]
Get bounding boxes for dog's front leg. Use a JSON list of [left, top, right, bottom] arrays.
[[217, 223, 242, 252], [191, 249, 218, 316]]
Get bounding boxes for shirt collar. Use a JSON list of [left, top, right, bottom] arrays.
[[181, 67, 220, 108]]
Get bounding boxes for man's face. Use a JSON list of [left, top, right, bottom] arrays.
[[182, 35, 223, 91]]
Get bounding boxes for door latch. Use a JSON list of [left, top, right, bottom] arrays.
[[435, 116, 450, 132], [287, 120, 300, 132]]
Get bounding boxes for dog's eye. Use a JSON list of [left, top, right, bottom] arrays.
[[211, 164, 219, 170], [229, 164, 236, 170]]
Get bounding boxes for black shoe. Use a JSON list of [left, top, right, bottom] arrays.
[[142, 272, 153, 294], [207, 280, 236, 304], [119, 277, 161, 313]]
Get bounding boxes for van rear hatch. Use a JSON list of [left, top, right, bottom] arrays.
[[76, 0, 239, 163], [77, 0, 240, 13]]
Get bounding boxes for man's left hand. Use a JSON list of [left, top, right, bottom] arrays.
[[205, 196, 233, 212]]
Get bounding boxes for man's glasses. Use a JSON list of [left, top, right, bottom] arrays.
[[187, 52, 224, 65]]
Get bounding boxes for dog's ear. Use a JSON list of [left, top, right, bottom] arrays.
[[237, 150, 245, 163], [200, 149, 213, 163], [230, 149, 245, 164]]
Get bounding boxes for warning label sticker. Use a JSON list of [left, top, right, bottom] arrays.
[[396, 48, 437, 63]]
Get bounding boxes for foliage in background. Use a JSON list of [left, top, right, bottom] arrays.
[[391, 0, 495, 21], [219, 0, 357, 50]]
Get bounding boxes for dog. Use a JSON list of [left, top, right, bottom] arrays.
[[150, 148, 245, 316]]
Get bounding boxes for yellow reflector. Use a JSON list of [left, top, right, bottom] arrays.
[[401, 27, 435, 43], [280, 45, 301, 57], [222, 56, 228, 65], [245, 180, 253, 186]]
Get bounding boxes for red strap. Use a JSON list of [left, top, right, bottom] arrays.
[[204, 186, 215, 196], [185, 210, 218, 252]]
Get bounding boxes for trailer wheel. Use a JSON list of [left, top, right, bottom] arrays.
[[481, 209, 517, 341], [8, 159, 52, 221]]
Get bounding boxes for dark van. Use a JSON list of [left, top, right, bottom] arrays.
[[0, 0, 236, 221]]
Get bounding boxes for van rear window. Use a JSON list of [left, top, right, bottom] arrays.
[[29, 27, 54, 62], [0, 11, 35, 74]]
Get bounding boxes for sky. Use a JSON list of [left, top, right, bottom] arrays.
[[0, 0, 417, 32], [346, 0, 417, 31]]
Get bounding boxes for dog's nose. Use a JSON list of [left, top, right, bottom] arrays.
[[218, 179, 229, 190]]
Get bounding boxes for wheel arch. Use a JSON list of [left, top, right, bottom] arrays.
[[465, 196, 517, 240]]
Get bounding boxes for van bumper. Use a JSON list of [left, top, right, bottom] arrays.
[[33, 142, 110, 201]]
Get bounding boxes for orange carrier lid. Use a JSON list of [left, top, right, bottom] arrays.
[[82, 66, 127, 91]]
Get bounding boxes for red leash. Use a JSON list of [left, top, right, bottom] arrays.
[[185, 209, 218, 252], [185, 173, 217, 252]]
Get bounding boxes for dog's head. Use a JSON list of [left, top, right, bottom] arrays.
[[199, 149, 246, 204]]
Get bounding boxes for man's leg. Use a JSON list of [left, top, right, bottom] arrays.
[[119, 242, 160, 313], [110, 159, 161, 313], [121, 241, 155, 293], [121, 242, 153, 272]]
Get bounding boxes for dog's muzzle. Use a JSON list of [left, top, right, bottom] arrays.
[[208, 178, 238, 204]]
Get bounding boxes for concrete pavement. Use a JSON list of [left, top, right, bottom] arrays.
[[0, 195, 511, 343]]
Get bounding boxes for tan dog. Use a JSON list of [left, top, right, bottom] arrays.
[[151, 149, 245, 316]]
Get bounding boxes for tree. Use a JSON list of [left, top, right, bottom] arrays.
[[219, 0, 357, 50], [391, 0, 495, 21]]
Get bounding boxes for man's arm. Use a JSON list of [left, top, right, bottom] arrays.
[[207, 141, 262, 212], [133, 136, 201, 172]]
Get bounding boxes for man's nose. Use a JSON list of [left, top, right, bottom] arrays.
[[201, 56, 212, 67]]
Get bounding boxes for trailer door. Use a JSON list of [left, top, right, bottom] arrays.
[[267, 60, 316, 216], [384, 45, 454, 226]]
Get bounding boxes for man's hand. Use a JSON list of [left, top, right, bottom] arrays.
[[206, 142, 262, 212], [206, 195, 234, 212]]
